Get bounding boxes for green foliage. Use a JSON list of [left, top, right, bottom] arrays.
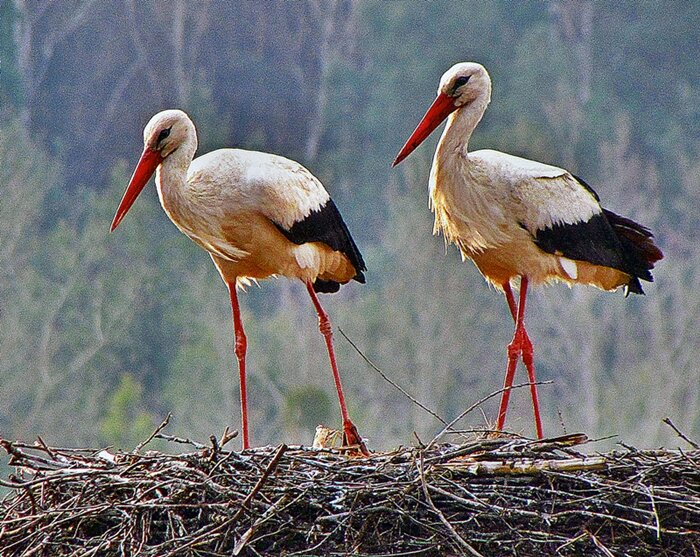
[[282, 385, 332, 437], [99, 374, 155, 449]]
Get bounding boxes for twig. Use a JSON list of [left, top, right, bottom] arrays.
[[337, 326, 452, 429], [426, 380, 553, 450], [0, 439, 66, 469], [587, 529, 617, 557], [162, 444, 290, 557], [645, 485, 662, 541], [417, 453, 485, 557], [425, 438, 511, 464], [209, 435, 221, 461], [219, 426, 239, 448], [154, 432, 207, 450], [239, 444, 288, 510], [438, 456, 607, 475], [526, 432, 590, 450], [662, 417, 700, 450], [133, 413, 171, 454], [233, 494, 291, 555], [35, 436, 58, 461], [1, 431, 698, 555]]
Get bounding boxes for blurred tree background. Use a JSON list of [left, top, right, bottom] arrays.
[[1, 0, 698, 456]]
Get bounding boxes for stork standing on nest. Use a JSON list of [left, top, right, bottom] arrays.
[[393, 63, 663, 438], [111, 110, 368, 454]]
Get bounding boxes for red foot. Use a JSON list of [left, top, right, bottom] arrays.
[[343, 420, 369, 456]]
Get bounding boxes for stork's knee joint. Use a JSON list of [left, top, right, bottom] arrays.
[[507, 343, 520, 358], [235, 336, 247, 359]]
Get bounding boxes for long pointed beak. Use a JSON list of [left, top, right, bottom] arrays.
[[392, 92, 458, 167], [110, 147, 163, 232]]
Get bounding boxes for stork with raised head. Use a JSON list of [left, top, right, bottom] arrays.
[[393, 63, 663, 439], [111, 109, 368, 454]]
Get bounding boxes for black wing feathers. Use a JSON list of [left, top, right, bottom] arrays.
[[533, 176, 662, 295], [275, 199, 366, 293], [534, 212, 633, 278]]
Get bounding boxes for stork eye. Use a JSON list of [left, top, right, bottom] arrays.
[[453, 75, 471, 90], [157, 127, 172, 143]]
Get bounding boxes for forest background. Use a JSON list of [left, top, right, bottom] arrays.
[[1, 1, 698, 465]]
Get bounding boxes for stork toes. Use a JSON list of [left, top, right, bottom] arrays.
[[343, 420, 370, 456]]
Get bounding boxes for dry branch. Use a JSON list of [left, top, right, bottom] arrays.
[[0, 433, 698, 556]]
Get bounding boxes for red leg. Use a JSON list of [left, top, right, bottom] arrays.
[[521, 323, 543, 439], [496, 279, 544, 438], [305, 282, 369, 455], [496, 283, 519, 431], [516, 278, 543, 438], [227, 282, 250, 450], [503, 281, 517, 321]]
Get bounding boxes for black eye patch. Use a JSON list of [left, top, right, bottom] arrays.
[[453, 75, 471, 90], [157, 127, 172, 143]]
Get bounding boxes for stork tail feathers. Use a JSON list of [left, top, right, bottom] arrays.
[[277, 199, 367, 293], [311, 242, 363, 293], [603, 209, 663, 294], [313, 279, 342, 293], [604, 210, 663, 266]]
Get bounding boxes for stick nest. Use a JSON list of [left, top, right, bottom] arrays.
[[1, 432, 698, 556]]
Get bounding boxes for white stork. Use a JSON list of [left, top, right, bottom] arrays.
[[111, 109, 368, 454], [393, 62, 662, 438]]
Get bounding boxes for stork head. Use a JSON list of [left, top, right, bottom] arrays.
[[393, 62, 491, 166], [110, 109, 197, 231]]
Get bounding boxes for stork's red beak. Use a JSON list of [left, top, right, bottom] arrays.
[[392, 92, 458, 166], [110, 147, 163, 231]]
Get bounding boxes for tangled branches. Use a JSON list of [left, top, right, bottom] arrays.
[[1, 432, 698, 556]]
